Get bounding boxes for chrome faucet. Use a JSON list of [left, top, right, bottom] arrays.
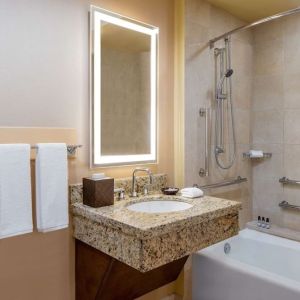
[[131, 168, 153, 197]]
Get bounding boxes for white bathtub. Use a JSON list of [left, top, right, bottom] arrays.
[[192, 228, 300, 300]]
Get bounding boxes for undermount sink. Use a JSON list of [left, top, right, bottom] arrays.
[[127, 200, 193, 213]]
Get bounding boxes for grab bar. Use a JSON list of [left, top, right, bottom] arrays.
[[279, 201, 300, 210], [196, 176, 247, 190], [279, 177, 300, 185], [199, 107, 210, 177]]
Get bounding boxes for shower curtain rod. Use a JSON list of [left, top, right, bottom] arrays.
[[209, 6, 300, 48]]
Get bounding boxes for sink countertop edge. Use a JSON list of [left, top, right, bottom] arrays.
[[71, 195, 241, 239]]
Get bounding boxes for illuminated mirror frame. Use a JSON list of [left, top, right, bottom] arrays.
[[90, 6, 158, 167]]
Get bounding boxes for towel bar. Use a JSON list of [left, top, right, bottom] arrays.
[[31, 144, 82, 157]]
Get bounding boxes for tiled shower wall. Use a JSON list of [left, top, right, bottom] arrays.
[[252, 15, 300, 230], [184, 0, 253, 228]]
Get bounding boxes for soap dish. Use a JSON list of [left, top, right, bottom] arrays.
[[161, 187, 179, 195]]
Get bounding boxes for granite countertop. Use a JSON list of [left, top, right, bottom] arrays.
[[72, 194, 241, 239]]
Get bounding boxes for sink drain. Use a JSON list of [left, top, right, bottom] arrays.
[[224, 242, 231, 254]]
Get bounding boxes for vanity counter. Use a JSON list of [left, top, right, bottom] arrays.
[[72, 194, 241, 272]]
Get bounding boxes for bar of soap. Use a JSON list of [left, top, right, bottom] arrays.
[[91, 173, 105, 180]]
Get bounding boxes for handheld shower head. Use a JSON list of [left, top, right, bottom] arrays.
[[225, 69, 233, 77], [217, 68, 234, 99]]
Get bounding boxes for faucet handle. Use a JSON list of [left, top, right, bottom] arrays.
[[114, 188, 125, 200], [143, 183, 153, 196]]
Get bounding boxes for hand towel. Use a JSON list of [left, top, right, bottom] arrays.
[[36, 143, 68, 232], [249, 150, 264, 158], [0, 144, 32, 239], [180, 187, 204, 198]]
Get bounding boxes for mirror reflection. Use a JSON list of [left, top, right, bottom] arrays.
[[101, 23, 151, 155]]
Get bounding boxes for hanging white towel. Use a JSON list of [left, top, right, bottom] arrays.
[[0, 144, 32, 239], [35, 143, 68, 232]]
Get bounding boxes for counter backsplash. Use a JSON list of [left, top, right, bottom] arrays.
[[69, 173, 167, 204]]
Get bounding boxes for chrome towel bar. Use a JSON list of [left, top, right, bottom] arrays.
[[31, 144, 82, 156], [279, 201, 300, 210], [195, 176, 247, 190], [279, 177, 300, 185]]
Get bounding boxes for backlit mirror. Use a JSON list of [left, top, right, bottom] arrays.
[[90, 6, 158, 167]]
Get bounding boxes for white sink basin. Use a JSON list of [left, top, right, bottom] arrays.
[[127, 200, 193, 213]]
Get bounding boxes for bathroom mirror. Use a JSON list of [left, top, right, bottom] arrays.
[[90, 6, 158, 167]]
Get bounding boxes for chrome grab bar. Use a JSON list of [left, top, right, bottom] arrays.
[[199, 107, 210, 177], [195, 176, 247, 190], [279, 201, 300, 210], [279, 177, 300, 185]]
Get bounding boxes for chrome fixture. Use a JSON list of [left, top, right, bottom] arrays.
[[114, 188, 125, 200], [279, 201, 300, 210], [279, 177, 300, 185], [131, 168, 153, 197], [31, 144, 82, 157], [217, 69, 233, 100], [199, 107, 210, 177], [214, 37, 236, 170], [195, 176, 247, 190], [224, 242, 231, 254], [210, 7, 300, 48], [243, 152, 272, 159]]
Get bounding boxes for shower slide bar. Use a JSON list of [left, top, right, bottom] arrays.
[[279, 177, 300, 185], [279, 201, 300, 210], [196, 176, 247, 190], [31, 144, 82, 156], [209, 6, 300, 48]]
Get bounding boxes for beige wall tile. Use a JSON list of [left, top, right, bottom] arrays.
[[231, 39, 253, 79], [284, 144, 300, 179], [234, 109, 251, 144], [282, 13, 300, 37], [283, 32, 300, 75], [252, 178, 284, 226], [185, 21, 209, 46], [254, 39, 284, 76], [253, 19, 283, 45], [252, 75, 283, 111], [252, 110, 284, 144], [284, 110, 300, 144], [232, 76, 252, 109], [284, 72, 300, 109], [252, 14, 300, 231], [252, 143, 283, 180]]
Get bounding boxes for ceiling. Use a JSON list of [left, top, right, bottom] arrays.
[[205, 0, 300, 22]]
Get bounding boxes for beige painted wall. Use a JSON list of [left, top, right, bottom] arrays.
[[0, 0, 175, 299], [252, 15, 300, 230], [0, 0, 175, 185]]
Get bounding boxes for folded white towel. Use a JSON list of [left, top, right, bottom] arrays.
[[180, 187, 204, 198], [36, 143, 68, 232], [249, 150, 264, 158], [0, 144, 32, 239]]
